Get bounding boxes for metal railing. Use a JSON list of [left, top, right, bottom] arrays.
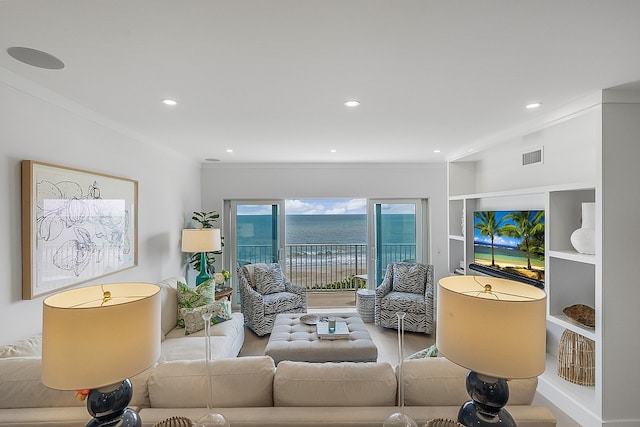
[[237, 243, 416, 290]]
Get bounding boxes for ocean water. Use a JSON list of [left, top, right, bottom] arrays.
[[237, 214, 416, 245], [236, 214, 416, 267]]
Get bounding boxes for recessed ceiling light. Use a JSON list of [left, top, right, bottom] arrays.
[[526, 102, 542, 109], [7, 47, 65, 69], [226, 149, 233, 153], [344, 100, 360, 107], [434, 149, 441, 153], [162, 99, 177, 106], [330, 149, 337, 153]]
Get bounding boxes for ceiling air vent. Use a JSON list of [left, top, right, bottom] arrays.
[[522, 147, 543, 166]]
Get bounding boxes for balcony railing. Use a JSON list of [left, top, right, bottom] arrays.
[[237, 243, 416, 290]]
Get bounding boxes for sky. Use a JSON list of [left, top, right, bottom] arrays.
[[237, 199, 416, 215], [473, 210, 545, 248]]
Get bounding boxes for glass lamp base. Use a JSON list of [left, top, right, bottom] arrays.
[[457, 371, 515, 427], [196, 412, 229, 427], [383, 412, 418, 427]]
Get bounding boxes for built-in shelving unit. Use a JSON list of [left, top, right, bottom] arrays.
[[446, 91, 640, 426]]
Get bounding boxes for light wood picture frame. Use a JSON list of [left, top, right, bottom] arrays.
[[21, 160, 138, 299]]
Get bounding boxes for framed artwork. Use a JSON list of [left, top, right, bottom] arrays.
[[21, 160, 138, 299]]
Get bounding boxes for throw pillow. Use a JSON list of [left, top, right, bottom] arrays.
[[180, 299, 233, 335], [254, 264, 286, 294], [392, 263, 427, 294], [176, 280, 215, 328], [0, 335, 42, 358], [406, 344, 439, 360]]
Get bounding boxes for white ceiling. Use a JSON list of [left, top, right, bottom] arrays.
[[2, 1, 640, 164]]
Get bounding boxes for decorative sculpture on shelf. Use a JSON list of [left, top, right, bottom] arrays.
[[570, 202, 595, 255]]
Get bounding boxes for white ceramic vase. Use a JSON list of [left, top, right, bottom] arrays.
[[570, 202, 595, 255]]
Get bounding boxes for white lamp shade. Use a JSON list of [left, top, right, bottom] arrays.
[[41, 283, 161, 390], [181, 228, 221, 252], [436, 276, 547, 379]]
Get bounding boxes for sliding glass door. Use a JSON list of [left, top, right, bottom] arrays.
[[367, 199, 426, 286], [229, 201, 285, 305], [226, 198, 427, 308]]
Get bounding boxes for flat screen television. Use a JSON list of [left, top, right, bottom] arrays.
[[469, 210, 545, 289]]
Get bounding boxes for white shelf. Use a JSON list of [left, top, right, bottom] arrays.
[[448, 182, 592, 201], [547, 314, 596, 341], [548, 250, 596, 265], [448, 234, 464, 241], [538, 353, 598, 427]]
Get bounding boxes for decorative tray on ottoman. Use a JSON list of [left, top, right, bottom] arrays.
[[316, 321, 350, 339], [300, 314, 320, 325]]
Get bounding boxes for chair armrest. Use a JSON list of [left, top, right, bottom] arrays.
[[284, 280, 306, 296], [239, 275, 265, 305], [423, 264, 435, 299], [376, 274, 393, 299], [284, 280, 307, 308]]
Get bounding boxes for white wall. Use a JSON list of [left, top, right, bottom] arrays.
[[473, 106, 600, 193], [0, 72, 201, 346], [200, 163, 449, 285]]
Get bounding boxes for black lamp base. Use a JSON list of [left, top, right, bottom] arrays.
[[457, 371, 516, 427], [86, 379, 140, 427]]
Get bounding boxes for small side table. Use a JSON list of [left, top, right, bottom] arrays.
[[215, 287, 232, 301], [353, 274, 368, 301], [356, 289, 376, 323]]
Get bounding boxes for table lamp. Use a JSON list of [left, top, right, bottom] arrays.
[[182, 228, 222, 285], [436, 275, 546, 427], [41, 283, 161, 427]]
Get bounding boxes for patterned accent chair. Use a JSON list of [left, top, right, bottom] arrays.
[[375, 262, 434, 334], [238, 263, 307, 336]]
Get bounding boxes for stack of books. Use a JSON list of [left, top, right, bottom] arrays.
[[316, 321, 350, 339]]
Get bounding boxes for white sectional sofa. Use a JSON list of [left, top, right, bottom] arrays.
[[0, 277, 556, 427], [137, 356, 556, 427], [0, 276, 245, 427], [0, 354, 556, 427]]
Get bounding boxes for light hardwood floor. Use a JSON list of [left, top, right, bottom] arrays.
[[237, 292, 580, 426]]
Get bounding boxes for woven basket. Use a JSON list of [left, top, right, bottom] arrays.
[[557, 329, 595, 386], [424, 419, 465, 427], [153, 416, 195, 427]]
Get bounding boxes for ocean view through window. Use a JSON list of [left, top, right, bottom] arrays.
[[233, 199, 420, 292]]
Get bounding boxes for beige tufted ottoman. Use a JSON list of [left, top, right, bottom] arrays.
[[265, 312, 378, 365]]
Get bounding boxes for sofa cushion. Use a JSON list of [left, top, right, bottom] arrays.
[[254, 264, 286, 294], [0, 335, 42, 358], [273, 361, 396, 407], [0, 357, 150, 409], [402, 357, 537, 407], [148, 356, 275, 408], [157, 277, 183, 339], [176, 280, 215, 328], [392, 263, 426, 294], [380, 292, 426, 314]]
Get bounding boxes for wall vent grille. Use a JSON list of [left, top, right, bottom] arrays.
[[522, 147, 543, 166]]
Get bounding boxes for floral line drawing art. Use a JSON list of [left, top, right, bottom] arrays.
[[22, 161, 138, 299]]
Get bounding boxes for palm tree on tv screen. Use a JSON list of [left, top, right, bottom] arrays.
[[501, 211, 545, 270], [473, 211, 507, 267]]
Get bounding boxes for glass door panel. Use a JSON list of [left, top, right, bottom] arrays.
[[229, 201, 284, 307], [368, 200, 423, 286]]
